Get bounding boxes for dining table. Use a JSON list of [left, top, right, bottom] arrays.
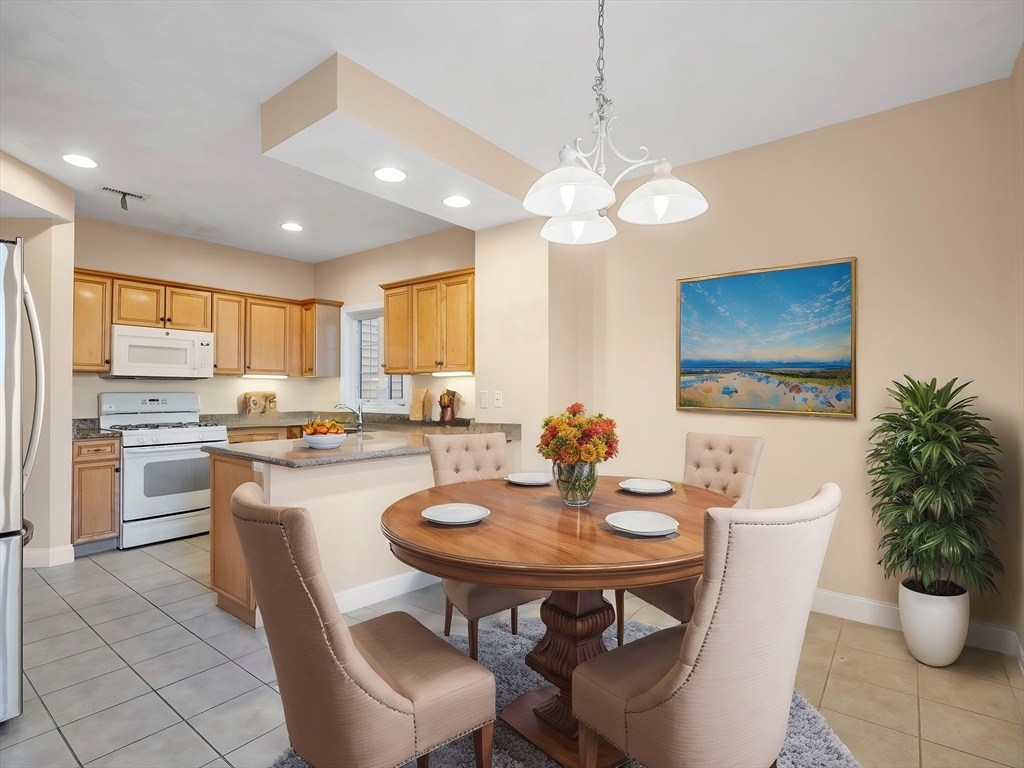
[[380, 474, 732, 768]]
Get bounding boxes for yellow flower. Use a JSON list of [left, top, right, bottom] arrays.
[[579, 443, 597, 463]]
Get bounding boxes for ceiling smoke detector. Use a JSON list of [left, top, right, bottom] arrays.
[[101, 187, 150, 212]]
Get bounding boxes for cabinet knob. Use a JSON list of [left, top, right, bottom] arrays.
[[246, 365, 251, 370], [166, 318, 172, 322], [159, 317, 165, 321], [114, 467, 120, 473], [213, 364, 218, 369], [104, 359, 110, 364]]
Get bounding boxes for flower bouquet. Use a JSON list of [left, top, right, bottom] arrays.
[[538, 403, 618, 506]]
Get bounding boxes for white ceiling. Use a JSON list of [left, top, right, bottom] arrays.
[[1, 1, 1021, 263]]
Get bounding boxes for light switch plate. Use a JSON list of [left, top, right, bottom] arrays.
[[494, 391, 503, 408], [479, 391, 488, 409]]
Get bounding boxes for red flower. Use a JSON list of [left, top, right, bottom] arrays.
[[566, 402, 585, 415]]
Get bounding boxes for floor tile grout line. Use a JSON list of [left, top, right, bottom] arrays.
[[17, 670, 86, 768]]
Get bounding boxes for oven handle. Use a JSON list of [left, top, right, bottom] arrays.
[[122, 440, 227, 455]]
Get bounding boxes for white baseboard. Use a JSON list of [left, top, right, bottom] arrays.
[[24, 545, 75, 569], [813, 588, 1021, 657], [334, 571, 441, 614]]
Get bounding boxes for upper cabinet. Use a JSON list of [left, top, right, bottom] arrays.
[[112, 279, 212, 332], [245, 297, 290, 376], [73, 273, 112, 373], [212, 293, 245, 376], [381, 268, 474, 375]]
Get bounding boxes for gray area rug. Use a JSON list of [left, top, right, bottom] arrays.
[[272, 617, 860, 768]]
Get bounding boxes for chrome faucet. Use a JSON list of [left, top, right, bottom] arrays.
[[334, 403, 363, 434]]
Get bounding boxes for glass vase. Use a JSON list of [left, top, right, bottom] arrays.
[[553, 461, 599, 507]]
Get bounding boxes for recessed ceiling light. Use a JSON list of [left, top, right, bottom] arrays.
[[281, 222, 303, 232], [374, 167, 407, 183], [443, 195, 471, 208], [62, 154, 97, 168]]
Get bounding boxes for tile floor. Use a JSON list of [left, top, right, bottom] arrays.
[[2, 540, 1022, 768]]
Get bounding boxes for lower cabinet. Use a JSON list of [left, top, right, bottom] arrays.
[[226, 426, 302, 444], [209, 453, 257, 625], [72, 439, 120, 545]]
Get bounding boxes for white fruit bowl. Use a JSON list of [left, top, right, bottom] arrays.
[[302, 433, 347, 450]]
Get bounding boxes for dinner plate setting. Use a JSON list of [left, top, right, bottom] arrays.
[[618, 478, 674, 495], [505, 472, 553, 486], [421, 503, 491, 526], [605, 511, 679, 537]]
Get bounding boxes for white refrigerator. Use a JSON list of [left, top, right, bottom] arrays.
[[1, 237, 45, 723]]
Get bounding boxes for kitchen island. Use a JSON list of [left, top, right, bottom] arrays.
[[201, 433, 435, 626]]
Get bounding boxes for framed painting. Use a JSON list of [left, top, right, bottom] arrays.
[[677, 258, 856, 417]]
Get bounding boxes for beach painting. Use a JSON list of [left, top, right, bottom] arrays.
[[678, 259, 856, 416]]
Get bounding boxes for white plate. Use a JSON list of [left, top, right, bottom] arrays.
[[303, 433, 347, 450], [506, 472, 552, 486], [605, 511, 679, 537], [422, 504, 491, 526], [618, 478, 673, 495]]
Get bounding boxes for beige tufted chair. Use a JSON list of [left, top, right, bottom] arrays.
[[425, 433, 549, 660], [229, 483, 494, 768], [576, 484, 840, 768], [616, 432, 765, 645]]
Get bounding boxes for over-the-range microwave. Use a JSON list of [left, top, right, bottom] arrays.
[[106, 324, 214, 379]]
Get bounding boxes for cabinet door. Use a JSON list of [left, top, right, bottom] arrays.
[[441, 273, 474, 373], [383, 287, 413, 374], [166, 287, 213, 332], [212, 293, 245, 376], [412, 282, 443, 373], [245, 298, 289, 375], [301, 303, 316, 376], [73, 274, 112, 372], [112, 279, 165, 327], [72, 460, 120, 544], [286, 303, 303, 377], [209, 455, 256, 622]]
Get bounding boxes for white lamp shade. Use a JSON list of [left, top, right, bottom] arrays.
[[523, 147, 615, 217], [540, 211, 617, 245], [617, 161, 708, 225]]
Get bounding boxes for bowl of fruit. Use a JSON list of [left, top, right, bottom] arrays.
[[301, 419, 348, 450]]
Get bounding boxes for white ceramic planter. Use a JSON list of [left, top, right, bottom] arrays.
[[898, 578, 970, 666]]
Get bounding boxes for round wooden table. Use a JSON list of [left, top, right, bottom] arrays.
[[381, 475, 730, 768]]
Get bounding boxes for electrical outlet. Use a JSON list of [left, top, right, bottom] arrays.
[[494, 391, 503, 408], [479, 391, 488, 409]]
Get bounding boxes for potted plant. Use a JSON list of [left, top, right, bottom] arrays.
[[538, 403, 618, 507], [867, 376, 1004, 666]]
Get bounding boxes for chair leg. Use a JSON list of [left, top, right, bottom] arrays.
[[615, 589, 625, 646], [468, 618, 479, 660], [473, 722, 493, 768], [416, 754, 429, 768], [511, 605, 518, 635], [444, 597, 453, 637], [579, 722, 599, 768]]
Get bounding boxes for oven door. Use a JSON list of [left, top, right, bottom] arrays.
[[121, 441, 226, 521]]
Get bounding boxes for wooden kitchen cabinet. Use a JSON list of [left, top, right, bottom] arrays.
[[72, 439, 120, 545], [112, 278, 165, 328], [212, 293, 245, 375], [299, 300, 341, 377], [301, 303, 316, 376], [209, 453, 257, 625], [245, 297, 289, 376], [287, 303, 303, 377], [382, 268, 474, 375], [226, 426, 291, 443], [382, 286, 413, 374], [165, 287, 213, 332], [73, 272, 112, 373]]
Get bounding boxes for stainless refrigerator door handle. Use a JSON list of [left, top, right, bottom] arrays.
[[21, 519, 34, 546], [22, 275, 44, 492]]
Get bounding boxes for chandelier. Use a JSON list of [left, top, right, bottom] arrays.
[[523, 0, 708, 244]]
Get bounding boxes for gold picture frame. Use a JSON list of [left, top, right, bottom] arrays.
[[676, 258, 857, 417]]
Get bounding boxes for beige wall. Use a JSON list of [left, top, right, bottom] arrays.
[[312, 226, 478, 419], [73, 218, 319, 418], [567, 78, 1021, 627], [0, 151, 75, 221], [1011, 45, 1024, 646], [0, 218, 74, 557]]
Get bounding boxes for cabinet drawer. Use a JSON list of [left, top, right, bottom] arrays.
[[73, 439, 120, 462]]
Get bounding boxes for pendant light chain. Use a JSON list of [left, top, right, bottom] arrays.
[[593, 0, 612, 120]]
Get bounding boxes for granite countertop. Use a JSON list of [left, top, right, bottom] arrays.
[[72, 421, 118, 440], [201, 433, 430, 469]]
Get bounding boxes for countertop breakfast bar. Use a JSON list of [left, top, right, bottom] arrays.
[[201, 433, 435, 626]]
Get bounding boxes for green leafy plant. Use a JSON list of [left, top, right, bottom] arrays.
[[867, 376, 1003, 596]]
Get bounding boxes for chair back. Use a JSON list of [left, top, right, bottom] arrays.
[[683, 432, 764, 507], [229, 483, 415, 768], [627, 483, 840, 767], [425, 433, 508, 486]]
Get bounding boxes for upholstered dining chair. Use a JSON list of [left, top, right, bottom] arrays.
[[615, 432, 765, 645], [424, 433, 549, 660], [230, 482, 495, 768], [576, 483, 840, 768]]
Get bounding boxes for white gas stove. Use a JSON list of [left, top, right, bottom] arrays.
[[99, 393, 227, 548]]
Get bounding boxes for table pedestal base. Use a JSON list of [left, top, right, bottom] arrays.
[[500, 687, 627, 768]]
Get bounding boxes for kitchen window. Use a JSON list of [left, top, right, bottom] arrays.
[[344, 304, 409, 412]]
